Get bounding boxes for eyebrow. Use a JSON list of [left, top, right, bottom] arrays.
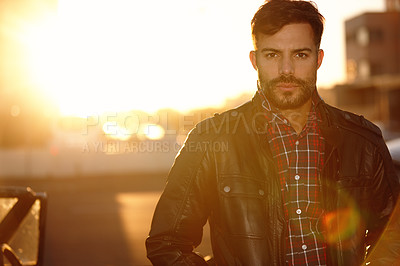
[[259, 48, 313, 53]]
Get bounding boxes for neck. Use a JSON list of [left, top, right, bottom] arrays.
[[280, 99, 312, 134]]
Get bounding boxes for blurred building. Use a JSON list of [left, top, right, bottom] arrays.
[[345, 10, 400, 80], [386, 0, 400, 12], [335, 0, 400, 132]]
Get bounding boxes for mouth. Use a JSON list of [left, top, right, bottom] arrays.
[[275, 83, 299, 91]]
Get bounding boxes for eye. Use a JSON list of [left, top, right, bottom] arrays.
[[265, 53, 278, 58], [295, 53, 308, 59]]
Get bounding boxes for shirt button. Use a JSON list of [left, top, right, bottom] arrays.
[[296, 209, 302, 215], [302, 244, 307, 250], [294, 175, 300, 181], [224, 186, 231, 193], [295, 140, 299, 145], [258, 189, 265, 196]]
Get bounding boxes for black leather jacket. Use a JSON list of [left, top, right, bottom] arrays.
[[146, 94, 400, 265]]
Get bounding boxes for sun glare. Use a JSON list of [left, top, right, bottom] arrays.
[[101, 120, 165, 141], [21, 0, 384, 118], [24, 16, 58, 97], [140, 124, 165, 141], [22, 0, 259, 118], [102, 121, 132, 141]]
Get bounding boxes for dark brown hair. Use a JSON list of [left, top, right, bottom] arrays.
[[251, 0, 325, 48]]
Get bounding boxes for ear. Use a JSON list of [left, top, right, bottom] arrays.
[[249, 50, 257, 70], [317, 49, 324, 69]]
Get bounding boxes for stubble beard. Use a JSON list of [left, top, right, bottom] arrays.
[[259, 75, 316, 110]]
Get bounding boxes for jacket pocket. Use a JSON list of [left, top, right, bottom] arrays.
[[337, 175, 373, 188], [337, 175, 373, 201], [218, 175, 267, 238]]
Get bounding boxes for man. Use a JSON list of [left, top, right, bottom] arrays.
[[146, 0, 400, 265]]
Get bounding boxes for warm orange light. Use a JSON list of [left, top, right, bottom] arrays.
[[20, 1, 385, 118], [20, 0, 261, 118], [102, 121, 132, 141], [323, 207, 362, 248], [139, 124, 165, 140], [24, 16, 58, 98]]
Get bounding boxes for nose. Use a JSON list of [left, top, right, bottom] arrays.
[[279, 56, 294, 75]]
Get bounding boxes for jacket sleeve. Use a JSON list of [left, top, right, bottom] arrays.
[[364, 138, 400, 265], [145, 130, 214, 265], [365, 197, 400, 265]]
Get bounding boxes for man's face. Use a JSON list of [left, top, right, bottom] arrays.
[[250, 23, 324, 110]]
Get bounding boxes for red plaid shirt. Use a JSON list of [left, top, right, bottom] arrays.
[[259, 89, 327, 266]]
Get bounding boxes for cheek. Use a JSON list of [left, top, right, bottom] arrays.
[[257, 63, 279, 78], [294, 63, 318, 77]]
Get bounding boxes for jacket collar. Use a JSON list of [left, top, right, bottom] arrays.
[[250, 89, 343, 150], [317, 100, 343, 150]]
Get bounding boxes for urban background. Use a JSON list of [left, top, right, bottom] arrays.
[[0, 0, 400, 265]]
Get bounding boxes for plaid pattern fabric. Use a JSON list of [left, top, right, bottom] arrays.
[[258, 89, 327, 266]]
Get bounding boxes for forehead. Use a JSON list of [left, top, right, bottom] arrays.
[[255, 23, 316, 51]]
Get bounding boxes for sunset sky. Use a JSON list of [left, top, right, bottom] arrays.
[[27, 0, 385, 117]]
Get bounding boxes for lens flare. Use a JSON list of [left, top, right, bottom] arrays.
[[323, 207, 361, 246], [139, 124, 165, 140], [102, 121, 132, 141]]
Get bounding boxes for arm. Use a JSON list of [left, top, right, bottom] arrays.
[[365, 197, 400, 265], [146, 131, 214, 265], [364, 140, 400, 265]]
